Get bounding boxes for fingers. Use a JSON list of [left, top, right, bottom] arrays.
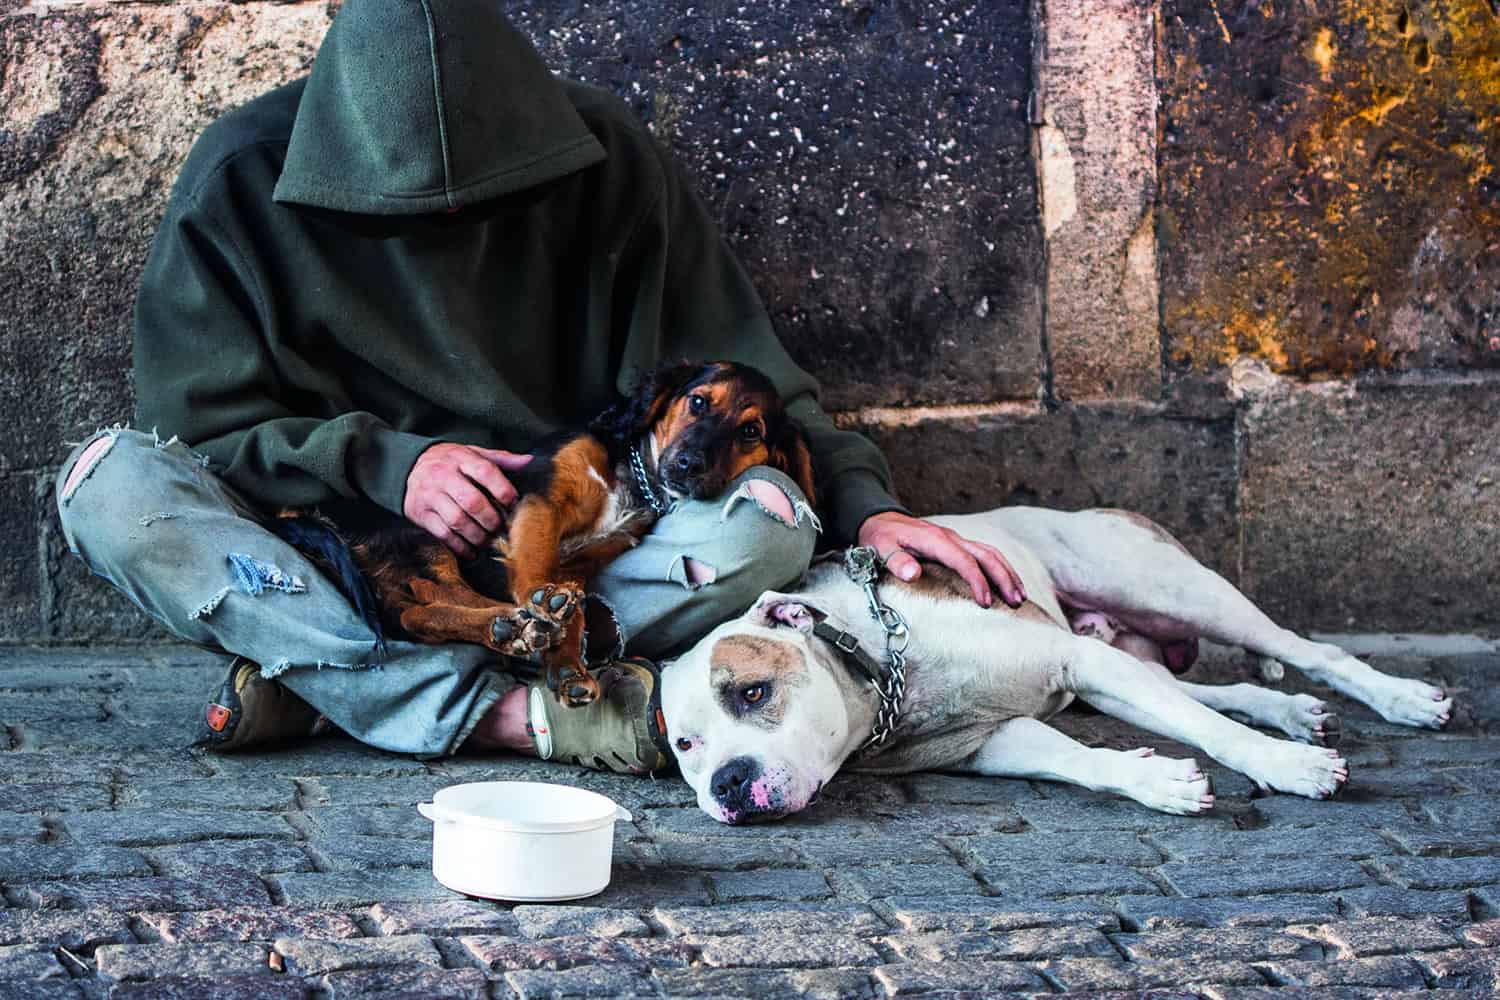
[[477, 447, 534, 473], [430, 495, 489, 549], [875, 525, 993, 607], [415, 507, 476, 559], [957, 538, 1027, 607], [457, 457, 517, 518], [883, 549, 921, 583]]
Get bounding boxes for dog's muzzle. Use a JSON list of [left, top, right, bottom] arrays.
[[710, 755, 783, 823]]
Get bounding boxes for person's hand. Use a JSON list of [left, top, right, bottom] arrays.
[[857, 511, 1026, 608], [403, 443, 532, 557]]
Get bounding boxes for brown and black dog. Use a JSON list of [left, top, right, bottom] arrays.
[[277, 361, 816, 707]]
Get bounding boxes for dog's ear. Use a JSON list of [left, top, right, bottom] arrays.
[[746, 591, 820, 632], [767, 419, 817, 507], [589, 361, 702, 450]]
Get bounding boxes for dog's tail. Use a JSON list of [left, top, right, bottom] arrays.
[[271, 511, 387, 660]]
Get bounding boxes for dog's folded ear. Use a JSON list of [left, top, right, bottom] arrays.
[[746, 592, 821, 632], [588, 361, 702, 452]]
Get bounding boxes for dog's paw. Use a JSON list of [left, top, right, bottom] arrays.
[[545, 661, 601, 707], [1277, 693, 1341, 747], [1364, 672, 1452, 730], [1120, 748, 1216, 816], [489, 610, 558, 656], [1245, 739, 1349, 800], [523, 582, 584, 628]]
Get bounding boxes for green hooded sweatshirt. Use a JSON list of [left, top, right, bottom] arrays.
[[133, 0, 905, 543]]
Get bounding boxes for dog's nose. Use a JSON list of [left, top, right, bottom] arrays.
[[673, 450, 707, 477], [710, 756, 761, 809]]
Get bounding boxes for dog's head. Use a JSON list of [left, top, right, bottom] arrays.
[[662, 592, 862, 824], [590, 361, 816, 504]]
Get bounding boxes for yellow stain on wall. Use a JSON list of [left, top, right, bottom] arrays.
[[1312, 28, 1338, 79]]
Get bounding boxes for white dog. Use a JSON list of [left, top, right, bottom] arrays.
[[661, 507, 1453, 824]]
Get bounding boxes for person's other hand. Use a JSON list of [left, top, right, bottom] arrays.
[[403, 443, 532, 557], [856, 511, 1026, 608]]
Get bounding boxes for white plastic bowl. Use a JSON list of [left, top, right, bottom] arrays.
[[417, 781, 633, 902]]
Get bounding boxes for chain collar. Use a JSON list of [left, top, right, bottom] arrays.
[[812, 546, 909, 753], [629, 445, 668, 516]]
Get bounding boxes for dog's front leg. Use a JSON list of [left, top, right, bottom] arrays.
[[1053, 629, 1350, 799], [965, 716, 1214, 816]]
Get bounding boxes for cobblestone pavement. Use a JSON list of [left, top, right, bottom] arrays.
[[1, 641, 1498, 998]]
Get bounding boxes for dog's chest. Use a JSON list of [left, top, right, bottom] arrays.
[[559, 467, 652, 557]]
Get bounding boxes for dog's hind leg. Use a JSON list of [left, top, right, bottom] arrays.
[[975, 508, 1451, 730], [1030, 621, 1350, 799], [1113, 633, 1339, 746], [964, 716, 1215, 816]]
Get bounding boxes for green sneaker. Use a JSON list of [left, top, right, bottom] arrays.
[[195, 656, 323, 752], [529, 657, 671, 774]]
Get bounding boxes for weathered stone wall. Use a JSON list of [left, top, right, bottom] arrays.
[[1, 0, 1495, 642]]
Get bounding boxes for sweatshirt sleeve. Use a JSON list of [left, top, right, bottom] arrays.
[[635, 143, 910, 544], [132, 183, 437, 516]]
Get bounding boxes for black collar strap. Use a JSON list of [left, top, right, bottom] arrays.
[[811, 620, 886, 688]]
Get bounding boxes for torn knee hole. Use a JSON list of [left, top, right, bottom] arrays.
[[725, 478, 799, 527], [60, 434, 116, 501], [668, 555, 720, 590]]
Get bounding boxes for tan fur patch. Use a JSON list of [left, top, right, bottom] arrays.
[[708, 633, 806, 729]]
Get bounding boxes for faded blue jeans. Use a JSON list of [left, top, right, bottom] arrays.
[[55, 429, 818, 755]]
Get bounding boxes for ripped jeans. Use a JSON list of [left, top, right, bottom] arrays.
[[54, 429, 819, 755]]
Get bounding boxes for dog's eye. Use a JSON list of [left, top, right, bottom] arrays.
[[741, 684, 766, 704], [675, 737, 694, 752], [738, 422, 762, 442], [688, 395, 708, 415]]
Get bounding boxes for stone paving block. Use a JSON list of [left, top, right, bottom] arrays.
[[871, 960, 1046, 995], [788, 834, 952, 867], [1381, 821, 1500, 857], [1114, 893, 1338, 930], [301, 805, 429, 840], [1461, 920, 1500, 947], [1015, 793, 1237, 833], [585, 863, 712, 907], [273, 869, 454, 907], [899, 772, 1042, 805], [1333, 886, 1472, 921], [694, 932, 882, 969], [0, 751, 214, 783], [1424, 797, 1500, 829], [122, 779, 298, 811], [297, 774, 446, 808], [513, 905, 649, 939], [0, 943, 67, 981], [646, 836, 806, 869], [1309, 916, 1459, 957], [979, 859, 1159, 898], [13, 718, 173, 751], [654, 902, 887, 937], [1392, 739, 1500, 766], [106, 977, 309, 1000], [880, 896, 1118, 933], [1147, 826, 1390, 862], [0, 909, 132, 950], [1417, 948, 1500, 991], [461, 934, 696, 972], [321, 966, 490, 999], [962, 830, 1162, 866], [62, 808, 295, 845], [1113, 928, 1324, 962], [308, 834, 430, 871], [1156, 858, 1370, 897], [96, 942, 270, 981], [368, 900, 517, 938], [651, 966, 874, 1000], [504, 964, 652, 999], [885, 926, 1114, 963], [134, 908, 363, 944], [861, 804, 1025, 838], [1247, 795, 1413, 828], [1039, 956, 1264, 991], [273, 935, 441, 977], [827, 862, 984, 900], [1263, 955, 1428, 988], [1, 783, 112, 812], [15, 869, 272, 911], [204, 740, 427, 779], [148, 839, 313, 877], [0, 845, 151, 880], [1377, 856, 1500, 889], [708, 867, 831, 902]]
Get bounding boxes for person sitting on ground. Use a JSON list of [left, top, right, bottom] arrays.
[[54, 0, 1024, 771]]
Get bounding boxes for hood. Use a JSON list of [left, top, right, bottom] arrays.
[[273, 0, 606, 215]]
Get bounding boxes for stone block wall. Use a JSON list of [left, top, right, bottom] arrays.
[[1, 0, 1496, 642]]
